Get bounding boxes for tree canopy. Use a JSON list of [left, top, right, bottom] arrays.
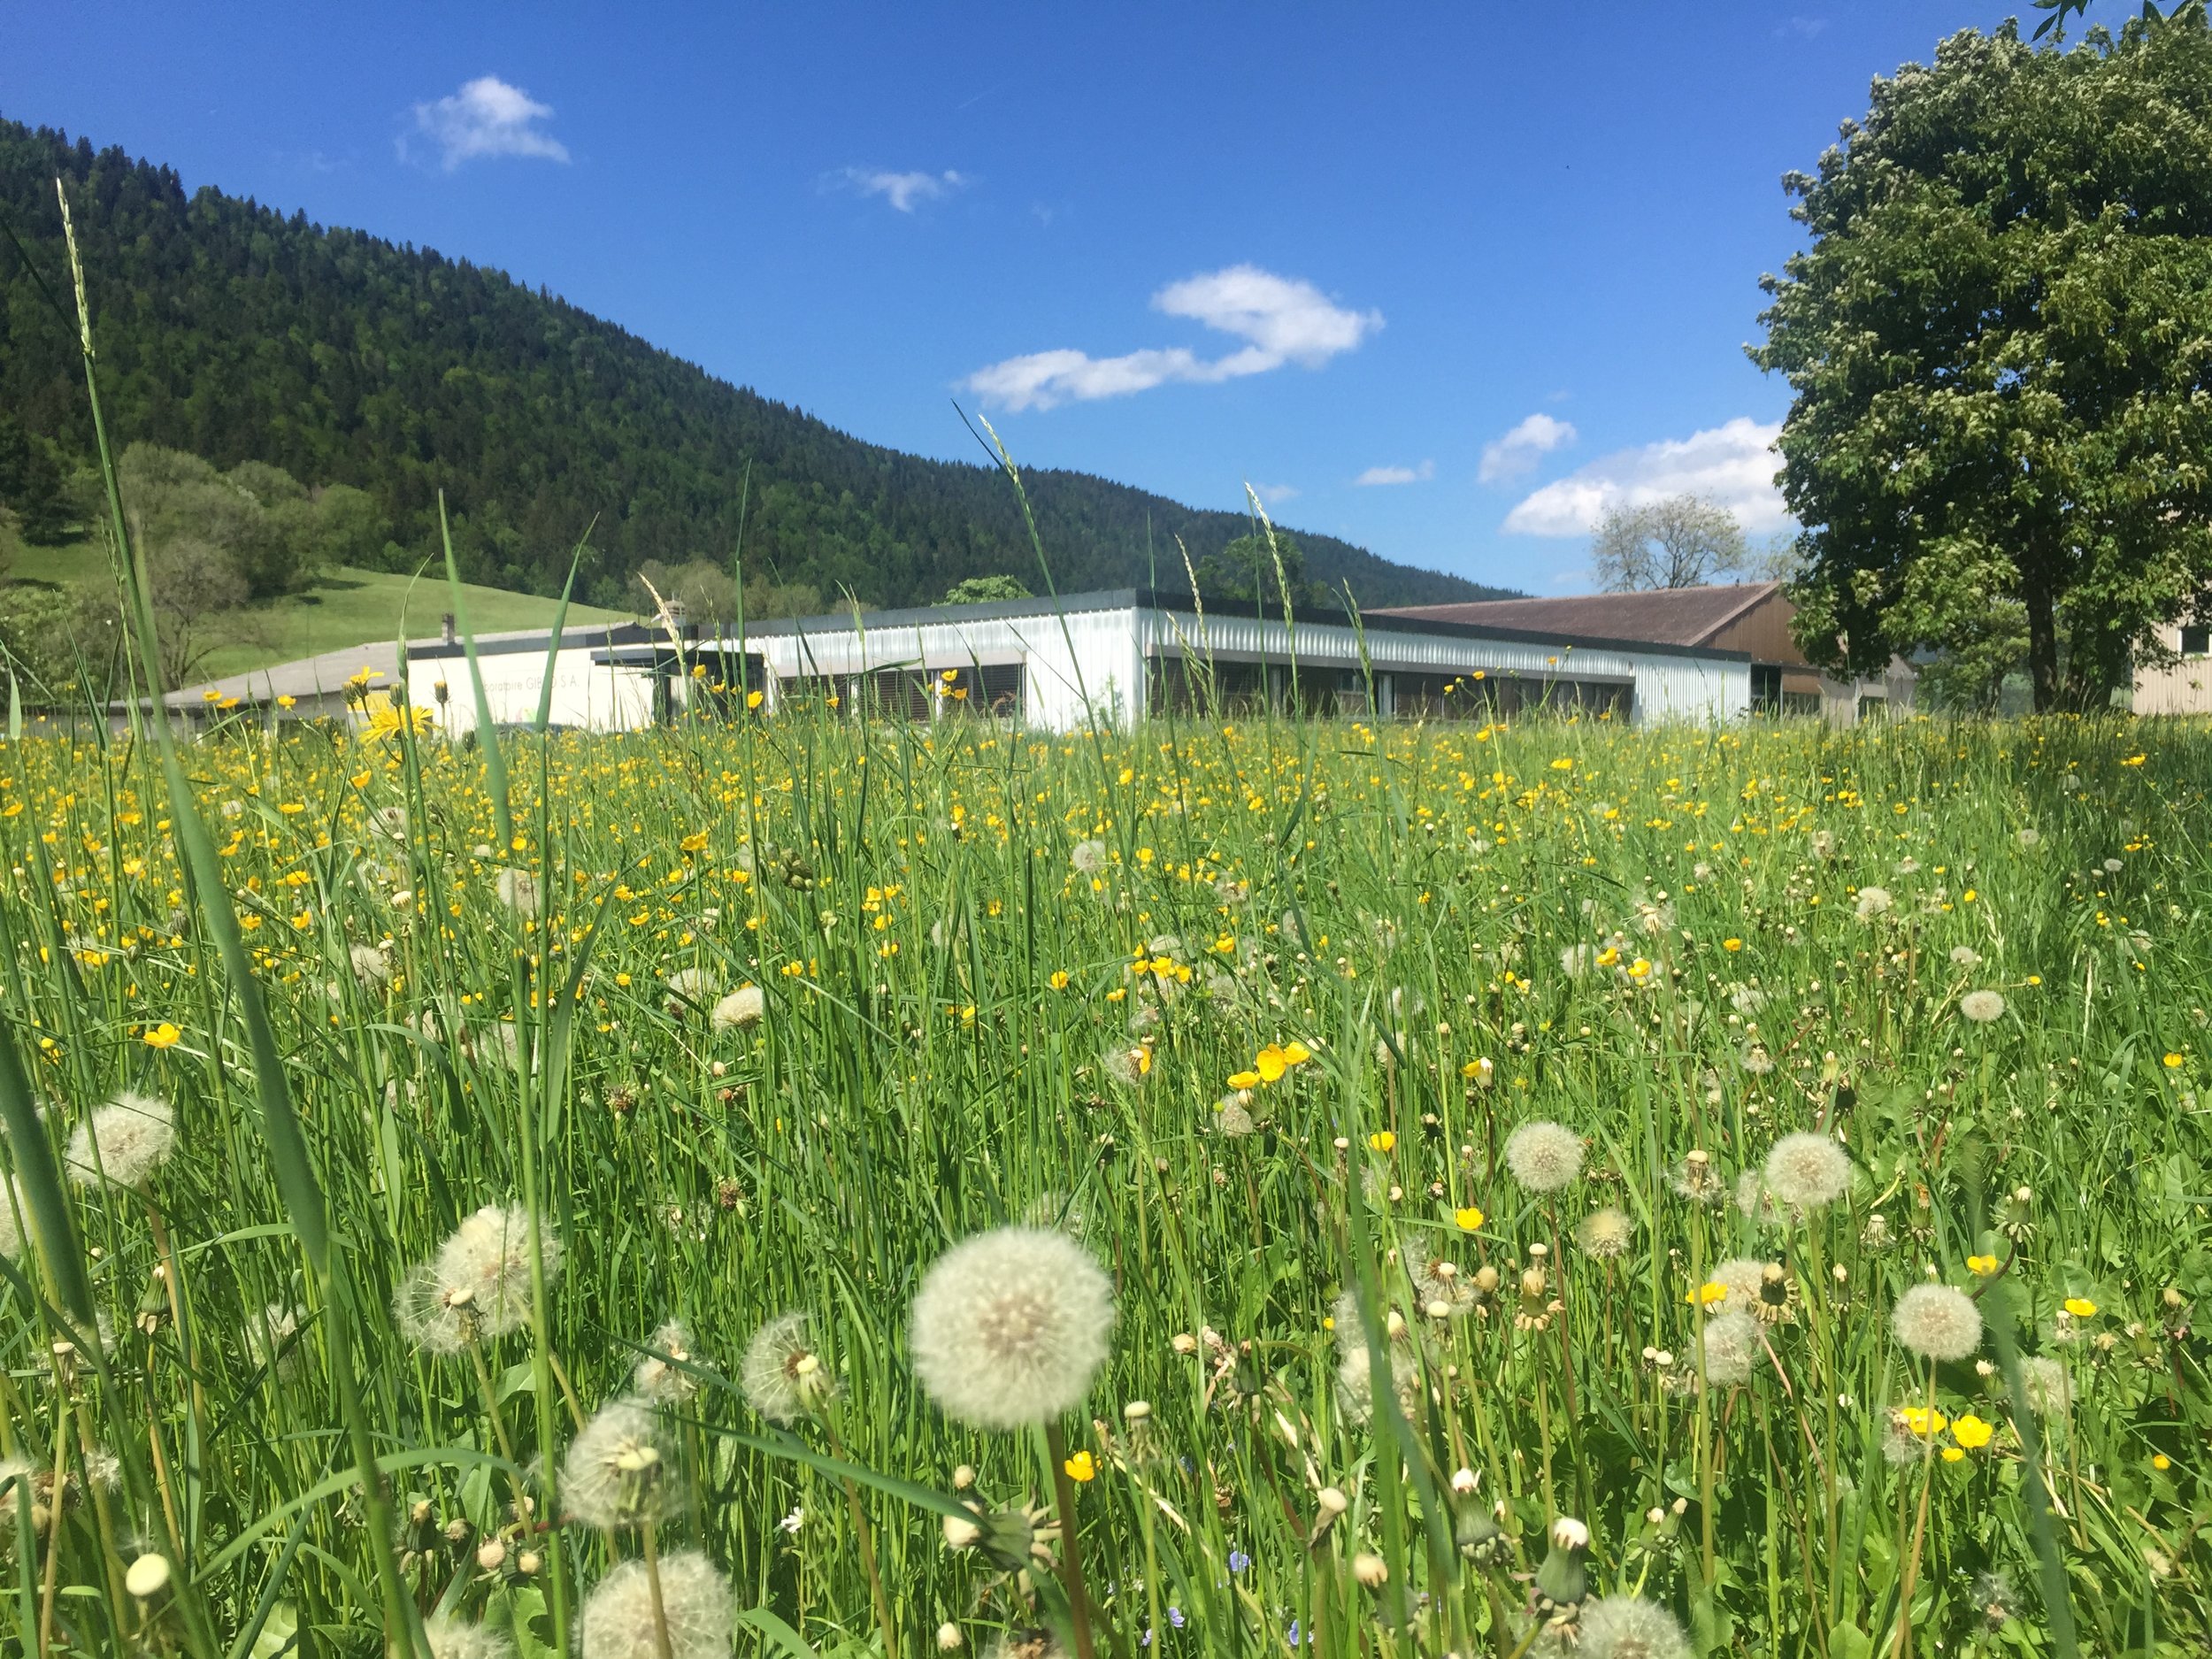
[[1751, 14, 2212, 710], [0, 119, 1512, 615], [1588, 495, 1746, 591]]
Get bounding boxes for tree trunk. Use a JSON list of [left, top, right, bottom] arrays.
[[2025, 576, 2059, 715]]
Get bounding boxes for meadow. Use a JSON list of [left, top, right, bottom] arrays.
[[3, 687, 2208, 1659]]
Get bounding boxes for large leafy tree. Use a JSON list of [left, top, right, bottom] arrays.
[[1751, 14, 2212, 710]]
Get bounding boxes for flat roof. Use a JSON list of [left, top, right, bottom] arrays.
[[685, 588, 1750, 664]]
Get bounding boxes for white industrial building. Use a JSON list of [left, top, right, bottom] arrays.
[[162, 589, 1753, 733]]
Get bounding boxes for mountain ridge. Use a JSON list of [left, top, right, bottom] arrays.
[[0, 118, 1515, 612]]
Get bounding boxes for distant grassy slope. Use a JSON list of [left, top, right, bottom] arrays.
[[5, 542, 628, 680]]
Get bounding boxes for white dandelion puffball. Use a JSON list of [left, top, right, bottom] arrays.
[[1763, 1133, 1851, 1210], [580, 1549, 732, 1659], [1709, 1257, 1770, 1311], [495, 868, 541, 917], [395, 1203, 560, 1353], [910, 1225, 1114, 1429], [2019, 1355, 2071, 1417], [1577, 1595, 1692, 1659], [1893, 1283, 1983, 1362], [1854, 886, 1893, 920], [666, 967, 714, 1003], [65, 1091, 178, 1188], [1069, 839, 1108, 876], [1503, 1121, 1585, 1194], [632, 1318, 701, 1404], [563, 1396, 678, 1531], [0, 1172, 26, 1260], [1959, 989, 2006, 1024], [741, 1310, 839, 1425], [422, 1613, 518, 1659], [1698, 1310, 1761, 1389], [711, 986, 765, 1033], [349, 942, 392, 987], [1573, 1206, 1634, 1259]]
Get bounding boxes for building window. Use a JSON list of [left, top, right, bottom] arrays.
[[1751, 664, 1782, 712], [2182, 625, 2210, 658]]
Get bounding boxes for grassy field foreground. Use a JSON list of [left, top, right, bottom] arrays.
[[1, 706, 2208, 1657]]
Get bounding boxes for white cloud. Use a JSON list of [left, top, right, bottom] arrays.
[[844, 168, 969, 212], [1502, 417, 1790, 535], [408, 76, 569, 170], [1251, 482, 1301, 504], [964, 265, 1380, 411], [1355, 460, 1435, 487], [1478, 413, 1578, 485]]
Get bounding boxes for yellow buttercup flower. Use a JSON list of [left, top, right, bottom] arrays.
[[1227, 1070, 1261, 1091], [1454, 1206, 1485, 1232], [1255, 1044, 1289, 1084], [2062, 1297, 2098, 1318], [1368, 1131, 1396, 1153], [1062, 1450, 1096, 1482], [1899, 1407, 1948, 1438], [1966, 1254, 1998, 1277], [1951, 1414, 1993, 1450], [143, 1021, 182, 1049]]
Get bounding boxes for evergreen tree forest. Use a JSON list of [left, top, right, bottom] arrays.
[[0, 119, 1509, 613]]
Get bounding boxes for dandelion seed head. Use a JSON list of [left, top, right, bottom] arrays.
[[910, 1226, 1113, 1430], [65, 1091, 178, 1188], [1854, 885, 1893, 920], [423, 1614, 517, 1659], [710, 986, 765, 1033], [666, 967, 714, 1002], [1070, 840, 1108, 876], [1573, 1207, 1634, 1259], [495, 868, 541, 917], [1504, 1121, 1584, 1193], [1960, 990, 2006, 1024], [741, 1311, 838, 1425], [633, 1318, 701, 1404], [0, 1172, 26, 1260], [1948, 945, 1982, 968], [1763, 1133, 1851, 1209], [1734, 1169, 1787, 1227], [2019, 1355, 2071, 1417], [396, 1204, 558, 1354], [1893, 1283, 1983, 1361], [1697, 1310, 1760, 1388], [579, 1549, 732, 1659], [349, 942, 392, 987], [562, 1396, 679, 1531], [1576, 1595, 1692, 1659]]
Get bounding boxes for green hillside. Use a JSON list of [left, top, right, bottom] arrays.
[[6, 540, 628, 680], [0, 118, 1512, 614]]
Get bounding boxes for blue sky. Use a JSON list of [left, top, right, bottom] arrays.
[[2, 2, 2124, 593]]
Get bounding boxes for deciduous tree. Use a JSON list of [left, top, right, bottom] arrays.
[[1751, 15, 2212, 711]]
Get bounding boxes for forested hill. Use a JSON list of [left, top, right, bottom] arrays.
[[0, 119, 1510, 611]]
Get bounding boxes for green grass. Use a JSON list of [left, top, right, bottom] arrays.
[[4, 702, 2209, 1658], [5, 539, 628, 680]]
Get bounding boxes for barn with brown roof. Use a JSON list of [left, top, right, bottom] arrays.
[[1374, 580, 1914, 724]]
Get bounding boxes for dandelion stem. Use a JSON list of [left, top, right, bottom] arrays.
[[1044, 1420, 1100, 1659]]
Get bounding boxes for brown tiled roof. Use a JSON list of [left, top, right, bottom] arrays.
[[1372, 581, 1784, 649]]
